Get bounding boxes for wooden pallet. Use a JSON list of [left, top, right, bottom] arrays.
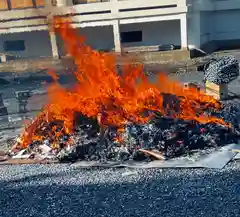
[[205, 81, 228, 100]]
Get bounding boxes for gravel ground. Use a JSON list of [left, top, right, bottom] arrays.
[[0, 162, 240, 217]]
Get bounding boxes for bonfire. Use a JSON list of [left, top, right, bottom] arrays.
[[8, 18, 239, 163]]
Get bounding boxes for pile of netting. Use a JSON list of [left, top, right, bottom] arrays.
[[203, 55, 239, 84]]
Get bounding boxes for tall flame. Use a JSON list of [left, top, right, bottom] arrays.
[[18, 18, 228, 148]]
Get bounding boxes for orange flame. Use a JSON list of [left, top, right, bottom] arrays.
[[18, 17, 228, 148]]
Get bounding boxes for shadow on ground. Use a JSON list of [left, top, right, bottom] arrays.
[[0, 167, 239, 217]]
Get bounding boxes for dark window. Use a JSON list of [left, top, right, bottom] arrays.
[[120, 31, 142, 43], [4, 40, 25, 51]]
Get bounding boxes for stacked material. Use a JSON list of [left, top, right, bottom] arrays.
[[204, 56, 239, 85], [202, 56, 239, 100]]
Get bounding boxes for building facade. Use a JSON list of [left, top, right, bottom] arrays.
[[0, 0, 240, 60]]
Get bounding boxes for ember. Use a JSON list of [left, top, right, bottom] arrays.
[[8, 18, 240, 163]]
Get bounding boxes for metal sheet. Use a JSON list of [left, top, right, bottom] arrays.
[[71, 143, 240, 169]]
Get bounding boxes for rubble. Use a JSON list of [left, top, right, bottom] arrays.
[[5, 100, 240, 164]]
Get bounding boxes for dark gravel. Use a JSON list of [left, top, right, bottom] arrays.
[[0, 163, 240, 217]]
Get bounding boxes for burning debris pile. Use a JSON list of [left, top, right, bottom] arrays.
[[8, 102, 240, 163], [6, 18, 240, 163]]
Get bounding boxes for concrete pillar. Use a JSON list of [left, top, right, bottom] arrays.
[[113, 20, 121, 53], [0, 54, 7, 63], [49, 31, 59, 59], [180, 14, 188, 49], [44, 0, 59, 58]]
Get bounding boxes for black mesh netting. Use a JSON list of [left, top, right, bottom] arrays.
[[203, 55, 239, 84]]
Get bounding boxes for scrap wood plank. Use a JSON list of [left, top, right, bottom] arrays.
[[0, 158, 58, 165]]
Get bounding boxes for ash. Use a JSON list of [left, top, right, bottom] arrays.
[[55, 101, 240, 163]]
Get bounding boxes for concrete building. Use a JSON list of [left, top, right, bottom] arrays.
[[0, 0, 240, 60]]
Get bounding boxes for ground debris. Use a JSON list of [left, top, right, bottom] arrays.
[[5, 100, 240, 164]]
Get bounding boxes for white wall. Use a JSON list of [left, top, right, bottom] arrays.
[[200, 11, 213, 45], [56, 25, 114, 56], [77, 26, 114, 51], [56, 25, 114, 57], [0, 30, 52, 58], [213, 10, 240, 40], [120, 20, 181, 47], [0, 26, 115, 58], [57, 21, 181, 55], [198, 10, 240, 46]]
